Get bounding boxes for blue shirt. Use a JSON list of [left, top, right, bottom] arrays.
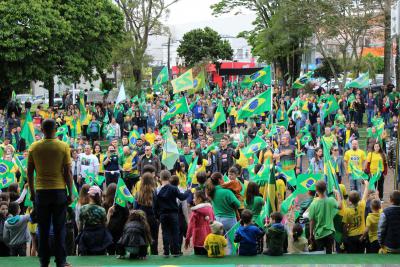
[[235, 224, 264, 256]]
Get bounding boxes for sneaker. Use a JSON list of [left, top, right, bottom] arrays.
[[172, 253, 182, 258], [163, 254, 170, 258]]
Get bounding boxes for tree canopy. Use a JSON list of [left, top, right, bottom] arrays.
[[177, 27, 233, 67]]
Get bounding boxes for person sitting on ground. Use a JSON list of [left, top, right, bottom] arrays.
[[263, 211, 288, 256], [234, 209, 264, 256], [204, 221, 227, 258]]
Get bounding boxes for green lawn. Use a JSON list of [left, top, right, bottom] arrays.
[[0, 254, 399, 267]]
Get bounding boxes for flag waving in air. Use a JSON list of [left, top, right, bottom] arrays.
[[0, 159, 16, 189], [129, 129, 140, 145], [293, 71, 314, 89], [161, 97, 189, 123], [209, 102, 226, 131], [240, 66, 272, 89], [237, 87, 272, 120], [242, 135, 267, 156], [172, 69, 194, 93], [115, 178, 135, 207], [79, 91, 87, 123], [190, 70, 206, 94], [153, 66, 169, 91], [161, 129, 180, 170], [296, 174, 323, 193], [20, 110, 35, 147], [345, 72, 369, 89]]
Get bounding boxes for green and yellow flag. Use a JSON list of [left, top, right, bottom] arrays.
[[209, 102, 226, 131], [161, 97, 189, 123], [172, 69, 194, 93], [0, 160, 16, 189], [280, 191, 298, 214], [242, 135, 267, 156], [368, 160, 383, 190], [161, 129, 180, 170], [20, 111, 35, 147], [187, 156, 198, 185], [153, 66, 169, 91], [240, 66, 272, 89], [129, 129, 140, 144], [345, 72, 369, 89], [349, 162, 369, 180], [237, 87, 272, 120], [293, 71, 314, 89], [296, 174, 323, 193], [190, 69, 206, 94], [115, 178, 135, 207], [79, 91, 87, 123]]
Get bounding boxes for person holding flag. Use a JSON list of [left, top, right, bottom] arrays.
[[344, 140, 367, 194], [365, 143, 387, 201]]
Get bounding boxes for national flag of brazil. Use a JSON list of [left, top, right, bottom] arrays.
[[129, 129, 140, 144], [171, 69, 194, 93], [161, 97, 189, 123], [242, 135, 267, 156], [115, 178, 135, 207], [296, 174, 323, 193], [209, 102, 226, 131], [237, 87, 272, 120], [240, 66, 272, 89]]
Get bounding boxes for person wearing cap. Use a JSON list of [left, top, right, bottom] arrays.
[[27, 119, 73, 267]]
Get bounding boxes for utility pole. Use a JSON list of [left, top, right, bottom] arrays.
[[167, 34, 171, 80]]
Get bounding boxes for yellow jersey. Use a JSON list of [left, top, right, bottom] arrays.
[[343, 200, 366, 237], [204, 233, 227, 258], [144, 133, 156, 145], [367, 152, 384, 175], [344, 149, 366, 173], [366, 211, 381, 243], [28, 138, 72, 190]]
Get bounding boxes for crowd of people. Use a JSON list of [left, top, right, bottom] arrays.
[[0, 79, 399, 265]]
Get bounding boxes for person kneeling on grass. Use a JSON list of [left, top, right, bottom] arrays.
[[117, 210, 152, 259], [234, 209, 264, 256]]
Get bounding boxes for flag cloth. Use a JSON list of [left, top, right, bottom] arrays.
[[20, 111, 35, 147], [115, 178, 135, 207], [300, 133, 312, 145], [115, 82, 127, 105], [252, 158, 271, 186], [171, 69, 194, 93], [69, 182, 80, 209], [368, 161, 383, 190], [292, 71, 314, 89], [321, 95, 339, 119], [129, 129, 140, 145], [153, 66, 169, 91], [240, 66, 272, 89], [190, 69, 206, 94], [79, 91, 87, 123], [161, 97, 189, 123], [263, 165, 277, 220], [226, 221, 241, 255], [287, 97, 301, 114], [345, 72, 369, 89], [24, 189, 33, 208], [84, 170, 95, 186], [0, 160, 15, 189], [349, 162, 369, 180], [276, 165, 297, 187], [237, 88, 273, 120], [324, 159, 340, 194], [161, 129, 180, 170], [94, 175, 105, 187], [280, 191, 298, 214], [296, 174, 323, 193], [11, 90, 16, 101], [209, 102, 226, 131], [187, 156, 198, 185], [242, 135, 267, 156]]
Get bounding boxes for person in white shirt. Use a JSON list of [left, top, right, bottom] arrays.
[[77, 145, 99, 184]]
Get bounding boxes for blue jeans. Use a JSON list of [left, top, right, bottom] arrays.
[[216, 216, 237, 255], [349, 174, 361, 194], [160, 213, 180, 255], [36, 189, 67, 267], [367, 109, 374, 126]]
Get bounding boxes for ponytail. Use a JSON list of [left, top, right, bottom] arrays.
[[206, 172, 223, 200]]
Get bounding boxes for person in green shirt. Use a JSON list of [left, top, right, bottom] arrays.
[[244, 182, 265, 227], [206, 172, 240, 255], [308, 180, 342, 254]]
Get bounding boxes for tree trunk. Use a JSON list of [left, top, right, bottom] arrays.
[[132, 67, 142, 92], [44, 76, 55, 107], [383, 0, 392, 85]]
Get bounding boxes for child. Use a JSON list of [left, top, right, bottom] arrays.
[[361, 199, 381, 253], [0, 201, 10, 256], [221, 167, 243, 202], [263, 211, 288, 256], [185, 191, 215, 255], [378, 190, 400, 253], [289, 223, 308, 254], [234, 209, 264, 256], [343, 180, 369, 254], [153, 170, 190, 257], [204, 221, 227, 258], [117, 210, 152, 259], [3, 201, 31, 256]]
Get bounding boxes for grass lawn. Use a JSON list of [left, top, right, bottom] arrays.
[[0, 254, 399, 267]]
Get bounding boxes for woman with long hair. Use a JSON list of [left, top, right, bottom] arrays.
[[135, 173, 159, 255], [205, 172, 240, 255], [93, 144, 105, 176], [75, 184, 90, 230], [366, 142, 387, 200], [308, 147, 324, 174]]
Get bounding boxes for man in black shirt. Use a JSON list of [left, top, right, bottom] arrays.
[[217, 136, 240, 174]]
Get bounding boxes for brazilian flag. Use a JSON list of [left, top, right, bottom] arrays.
[[187, 156, 198, 185], [240, 66, 272, 89], [153, 66, 169, 91], [345, 72, 369, 89], [252, 158, 271, 186], [79, 91, 87, 123], [300, 133, 312, 145], [259, 164, 277, 222], [296, 173, 323, 193], [115, 178, 135, 207], [0, 160, 15, 189], [242, 135, 267, 156], [237, 87, 272, 120], [280, 191, 299, 215], [129, 129, 140, 144], [161, 97, 189, 123], [209, 102, 226, 131], [292, 71, 314, 89]]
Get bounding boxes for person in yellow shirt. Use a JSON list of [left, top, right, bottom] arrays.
[[366, 143, 386, 200], [343, 180, 369, 253], [27, 119, 73, 266], [144, 127, 156, 145], [204, 221, 227, 258], [344, 139, 366, 194], [190, 149, 208, 186], [361, 198, 381, 253]]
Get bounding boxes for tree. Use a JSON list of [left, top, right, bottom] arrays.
[[177, 27, 233, 66], [314, 57, 343, 81], [114, 0, 177, 89], [360, 53, 384, 79], [0, 0, 124, 107]]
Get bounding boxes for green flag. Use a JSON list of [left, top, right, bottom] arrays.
[[240, 66, 272, 89], [368, 161, 383, 190], [79, 91, 87, 123], [321, 95, 339, 119], [128, 129, 140, 144], [209, 102, 226, 131], [24, 188, 33, 208], [237, 88, 272, 120], [296, 174, 323, 193], [349, 162, 369, 180], [20, 111, 35, 147], [171, 69, 194, 93], [276, 165, 297, 187], [280, 191, 298, 214], [226, 221, 241, 255], [242, 135, 267, 156], [292, 71, 314, 89], [0, 160, 16, 189], [69, 182, 79, 209], [252, 158, 271, 186], [261, 165, 277, 221], [161, 97, 189, 123], [187, 156, 198, 185], [11, 90, 16, 101], [115, 178, 135, 207], [345, 72, 369, 89], [190, 70, 206, 94], [153, 66, 169, 91], [161, 129, 180, 170]]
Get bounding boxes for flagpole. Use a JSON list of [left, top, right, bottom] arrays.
[[396, 120, 399, 190]]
